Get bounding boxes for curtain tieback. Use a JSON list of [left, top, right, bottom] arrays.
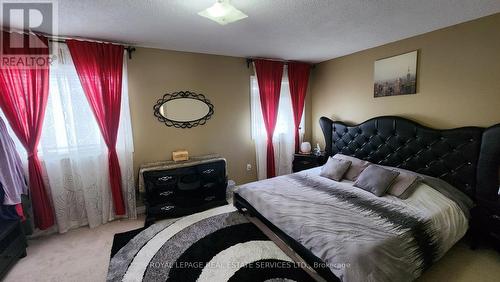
[[27, 149, 38, 158]]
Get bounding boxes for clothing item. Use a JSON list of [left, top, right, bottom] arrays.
[[0, 182, 19, 220], [0, 116, 27, 205]]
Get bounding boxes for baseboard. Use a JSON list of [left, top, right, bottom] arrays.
[[136, 205, 146, 215]]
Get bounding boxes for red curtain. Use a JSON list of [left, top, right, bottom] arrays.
[[288, 62, 311, 153], [66, 40, 126, 215], [0, 32, 54, 229], [254, 59, 284, 178]]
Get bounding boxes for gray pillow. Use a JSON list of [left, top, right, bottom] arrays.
[[387, 171, 419, 199], [332, 154, 371, 181], [320, 157, 352, 181], [354, 165, 400, 196]]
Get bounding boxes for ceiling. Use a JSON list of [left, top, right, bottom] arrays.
[[4, 0, 500, 62]]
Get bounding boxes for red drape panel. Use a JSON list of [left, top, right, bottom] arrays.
[[66, 40, 126, 215], [0, 32, 54, 229], [288, 62, 311, 153], [254, 59, 284, 178]]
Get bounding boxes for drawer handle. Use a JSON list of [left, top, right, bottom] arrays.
[[159, 191, 173, 196], [202, 169, 215, 174], [203, 183, 215, 188], [161, 205, 175, 211], [204, 196, 216, 201], [158, 176, 173, 181]]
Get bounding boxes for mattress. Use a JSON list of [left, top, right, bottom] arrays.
[[235, 167, 472, 282]]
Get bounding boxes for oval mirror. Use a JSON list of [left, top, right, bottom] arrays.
[[153, 91, 214, 128], [159, 98, 210, 122]]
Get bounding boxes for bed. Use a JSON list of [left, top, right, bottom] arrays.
[[234, 116, 500, 282]]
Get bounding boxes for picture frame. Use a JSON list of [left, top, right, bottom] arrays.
[[374, 50, 418, 98]]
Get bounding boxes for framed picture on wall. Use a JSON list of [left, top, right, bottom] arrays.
[[374, 50, 418, 98]]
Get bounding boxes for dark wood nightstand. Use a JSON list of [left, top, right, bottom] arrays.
[[470, 202, 500, 251], [292, 153, 327, 173]]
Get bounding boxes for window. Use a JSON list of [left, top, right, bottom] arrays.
[[0, 44, 106, 158], [0, 43, 136, 233], [250, 71, 305, 180], [250, 75, 305, 141], [41, 45, 105, 156]]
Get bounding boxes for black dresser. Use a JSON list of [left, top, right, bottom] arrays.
[[0, 220, 27, 279], [142, 158, 228, 224]]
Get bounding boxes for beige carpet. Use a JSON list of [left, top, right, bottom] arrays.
[[4, 217, 144, 282], [4, 215, 500, 282]]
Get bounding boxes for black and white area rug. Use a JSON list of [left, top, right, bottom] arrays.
[[107, 205, 313, 282]]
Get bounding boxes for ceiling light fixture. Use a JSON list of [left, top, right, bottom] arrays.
[[198, 0, 248, 25]]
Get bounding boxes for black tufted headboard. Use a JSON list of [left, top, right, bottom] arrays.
[[320, 116, 500, 201]]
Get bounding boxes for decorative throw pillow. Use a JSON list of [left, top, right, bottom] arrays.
[[332, 154, 371, 181], [387, 171, 419, 199], [320, 157, 352, 181], [354, 165, 400, 197]]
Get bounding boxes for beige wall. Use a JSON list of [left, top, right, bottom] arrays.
[[310, 13, 500, 148], [127, 48, 257, 184]]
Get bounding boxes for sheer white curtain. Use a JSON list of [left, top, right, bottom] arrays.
[[1, 43, 136, 233], [251, 68, 305, 180]]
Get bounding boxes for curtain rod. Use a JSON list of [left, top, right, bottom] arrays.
[[48, 38, 136, 59], [2, 28, 136, 59], [246, 58, 316, 69]]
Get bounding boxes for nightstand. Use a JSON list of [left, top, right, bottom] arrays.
[[470, 202, 500, 251], [292, 153, 327, 173]]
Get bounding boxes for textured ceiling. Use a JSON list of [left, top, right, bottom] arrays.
[[3, 0, 500, 62]]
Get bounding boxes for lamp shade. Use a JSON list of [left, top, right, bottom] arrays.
[[300, 142, 312, 154]]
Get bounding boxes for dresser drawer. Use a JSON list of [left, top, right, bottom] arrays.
[[292, 154, 326, 173], [178, 173, 202, 191], [292, 159, 317, 172], [197, 162, 225, 182], [200, 193, 225, 204], [147, 189, 176, 206], [147, 200, 227, 219], [148, 203, 178, 217], [176, 188, 225, 207], [143, 171, 177, 190], [296, 159, 314, 166]]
